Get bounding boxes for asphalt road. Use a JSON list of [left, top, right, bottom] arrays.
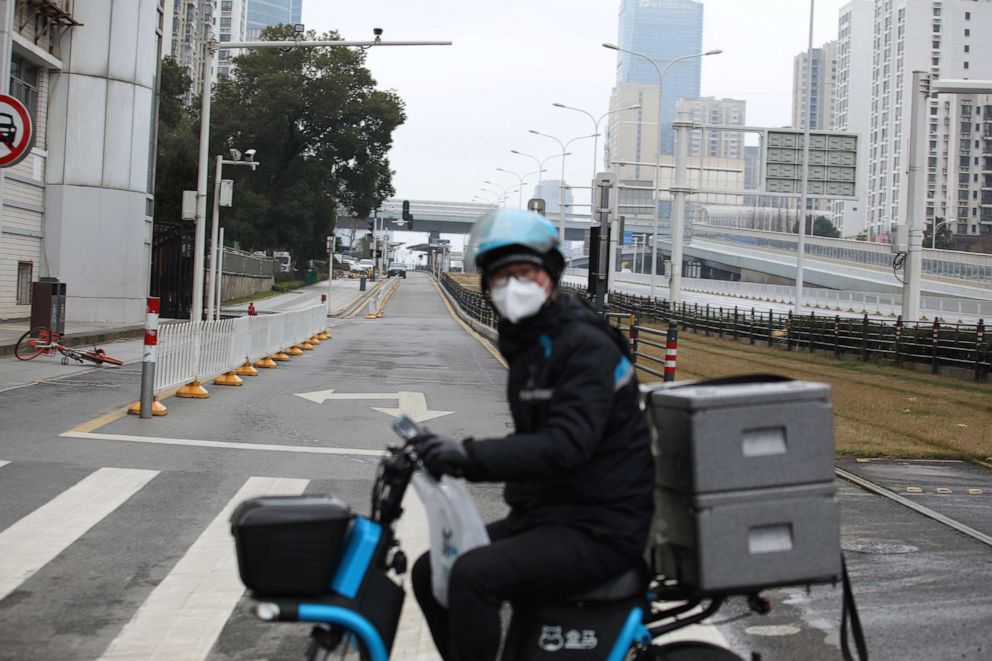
[[1, 271, 990, 660]]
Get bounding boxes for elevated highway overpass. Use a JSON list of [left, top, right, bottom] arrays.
[[357, 199, 991, 302]]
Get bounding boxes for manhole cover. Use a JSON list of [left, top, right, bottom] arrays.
[[842, 542, 919, 555]]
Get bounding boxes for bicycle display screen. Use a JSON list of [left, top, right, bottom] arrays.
[[392, 415, 425, 441]]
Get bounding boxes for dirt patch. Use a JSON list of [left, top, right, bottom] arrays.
[[447, 273, 482, 292], [633, 323, 992, 461]]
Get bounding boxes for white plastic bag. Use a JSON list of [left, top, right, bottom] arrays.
[[411, 471, 490, 607]]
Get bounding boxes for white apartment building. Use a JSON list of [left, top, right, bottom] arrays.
[[217, 0, 248, 77], [831, 0, 874, 238], [0, 0, 161, 323], [792, 41, 839, 131], [676, 96, 746, 159], [162, 0, 211, 97], [867, 0, 992, 243]]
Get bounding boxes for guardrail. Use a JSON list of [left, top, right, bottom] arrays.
[[437, 273, 990, 383], [587, 287, 990, 383], [154, 305, 327, 394]]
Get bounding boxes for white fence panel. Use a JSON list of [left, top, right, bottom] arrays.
[[154, 321, 198, 393]]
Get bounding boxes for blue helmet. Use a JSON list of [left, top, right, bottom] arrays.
[[467, 209, 564, 279]]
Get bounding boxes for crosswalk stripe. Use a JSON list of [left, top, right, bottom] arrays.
[[99, 476, 309, 661], [0, 467, 159, 602]]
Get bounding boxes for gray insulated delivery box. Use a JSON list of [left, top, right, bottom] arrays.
[[650, 483, 841, 594], [646, 379, 835, 494], [643, 378, 841, 594]]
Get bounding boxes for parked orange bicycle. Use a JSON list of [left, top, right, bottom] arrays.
[[14, 327, 124, 366]]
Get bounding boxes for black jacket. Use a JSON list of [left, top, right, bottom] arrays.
[[464, 294, 654, 558]]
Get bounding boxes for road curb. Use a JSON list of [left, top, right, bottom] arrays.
[[0, 325, 145, 358], [435, 280, 499, 342]]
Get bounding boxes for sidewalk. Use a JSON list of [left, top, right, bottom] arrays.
[[222, 278, 372, 317], [0, 319, 145, 358]]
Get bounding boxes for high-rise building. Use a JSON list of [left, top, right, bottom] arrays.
[[792, 41, 839, 131], [614, 0, 703, 155], [532, 180, 573, 215], [217, 0, 249, 77], [162, 0, 212, 98], [866, 0, 992, 244], [246, 0, 302, 41], [831, 0, 873, 238], [677, 97, 746, 159]]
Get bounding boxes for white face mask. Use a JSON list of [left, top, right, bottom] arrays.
[[490, 276, 549, 324]]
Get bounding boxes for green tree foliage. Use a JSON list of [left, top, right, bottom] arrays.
[[791, 215, 841, 238], [208, 25, 405, 265], [153, 58, 199, 227], [922, 218, 955, 250]]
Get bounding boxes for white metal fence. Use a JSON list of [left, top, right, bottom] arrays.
[[154, 305, 326, 393]]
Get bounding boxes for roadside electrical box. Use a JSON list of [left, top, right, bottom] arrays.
[[30, 277, 67, 336], [219, 180, 234, 207], [643, 378, 841, 594], [890, 224, 907, 253]]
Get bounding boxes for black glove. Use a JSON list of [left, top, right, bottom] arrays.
[[417, 436, 469, 479]]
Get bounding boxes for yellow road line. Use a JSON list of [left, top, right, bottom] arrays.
[[431, 277, 508, 370]]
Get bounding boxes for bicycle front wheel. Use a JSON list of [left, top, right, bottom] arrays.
[[305, 628, 371, 661], [14, 327, 53, 361]]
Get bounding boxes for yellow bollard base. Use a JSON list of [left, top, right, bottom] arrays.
[[365, 313, 377, 319], [286, 347, 304, 356], [236, 362, 259, 376], [176, 381, 209, 399], [300, 342, 314, 351], [126, 399, 168, 416], [255, 357, 278, 368], [320, 331, 332, 340], [308, 336, 321, 345], [273, 352, 291, 361], [375, 312, 384, 318], [214, 371, 244, 387]]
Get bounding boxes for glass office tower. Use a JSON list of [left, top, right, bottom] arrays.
[[246, 0, 303, 40], [615, 0, 704, 154]]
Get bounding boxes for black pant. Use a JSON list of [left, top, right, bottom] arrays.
[[411, 518, 635, 661]]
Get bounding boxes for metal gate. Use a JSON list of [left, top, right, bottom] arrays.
[[150, 221, 194, 319]]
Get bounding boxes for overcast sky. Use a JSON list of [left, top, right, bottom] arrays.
[[302, 0, 846, 209]]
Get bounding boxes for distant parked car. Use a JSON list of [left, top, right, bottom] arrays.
[[387, 263, 407, 278], [351, 259, 375, 274]]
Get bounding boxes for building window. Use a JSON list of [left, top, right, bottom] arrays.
[[16, 262, 32, 305], [964, 61, 969, 70], [965, 29, 970, 37], [10, 54, 39, 119], [964, 45, 970, 53], [221, 0, 232, 10], [965, 12, 971, 20]]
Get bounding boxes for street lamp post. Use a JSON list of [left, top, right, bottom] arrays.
[[206, 152, 258, 322], [602, 43, 721, 301], [552, 102, 641, 188], [510, 150, 570, 188], [528, 130, 599, 244], [189, 34, 452, 321], [930, 218, 953, 249], [496, 168, 543, 208]]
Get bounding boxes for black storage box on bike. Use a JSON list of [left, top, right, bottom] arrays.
[[231, 495, 354, 596]]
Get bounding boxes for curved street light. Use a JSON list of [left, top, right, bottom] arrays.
[[495, 167, 545, 208], [602, 43, 722, 301], [510, 149, 571, 187], [527, 130, 600, 243], [552, 102, 641, 186]]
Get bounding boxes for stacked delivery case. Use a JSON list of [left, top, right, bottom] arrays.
[[644, 378, 841, 595]]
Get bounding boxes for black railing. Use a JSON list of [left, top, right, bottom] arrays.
[[441, 275, 990, 382]]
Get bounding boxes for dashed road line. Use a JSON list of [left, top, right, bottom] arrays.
[[906, 486, 923, 494], [0, 467, 159, 601]]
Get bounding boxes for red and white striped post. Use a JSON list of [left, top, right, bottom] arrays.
[[664, 322, 679, 382], [139, 297, 161, 418]]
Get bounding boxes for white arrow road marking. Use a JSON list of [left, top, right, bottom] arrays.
[[371, 391, 453, 423], [295, 390, 453, 423]]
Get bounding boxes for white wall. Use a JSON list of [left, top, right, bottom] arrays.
[[45, 0, 159, 323]]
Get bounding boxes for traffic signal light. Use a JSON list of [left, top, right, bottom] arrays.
[[402, 200, 414, 230]]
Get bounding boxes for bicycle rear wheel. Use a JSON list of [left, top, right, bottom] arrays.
[[305, 627, 371, 661], [14, 327, 53, 361]]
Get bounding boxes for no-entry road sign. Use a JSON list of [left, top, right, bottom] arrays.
[[0, 94, 34, 168]]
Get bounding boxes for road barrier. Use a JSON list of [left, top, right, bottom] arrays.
[[153, 305, 327, 400], [366, 276, 401, 319], [440, 273, 991, 383]]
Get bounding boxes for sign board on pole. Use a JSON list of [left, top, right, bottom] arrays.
[[623, 231, 633, 246], [0, 94, 34, 168], [219, 180, 234, 206], [182, 190, 197, 219], [764, 130, 858, 199]]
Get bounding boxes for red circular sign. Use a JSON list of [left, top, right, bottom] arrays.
[[0, 94, 34, 168]]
